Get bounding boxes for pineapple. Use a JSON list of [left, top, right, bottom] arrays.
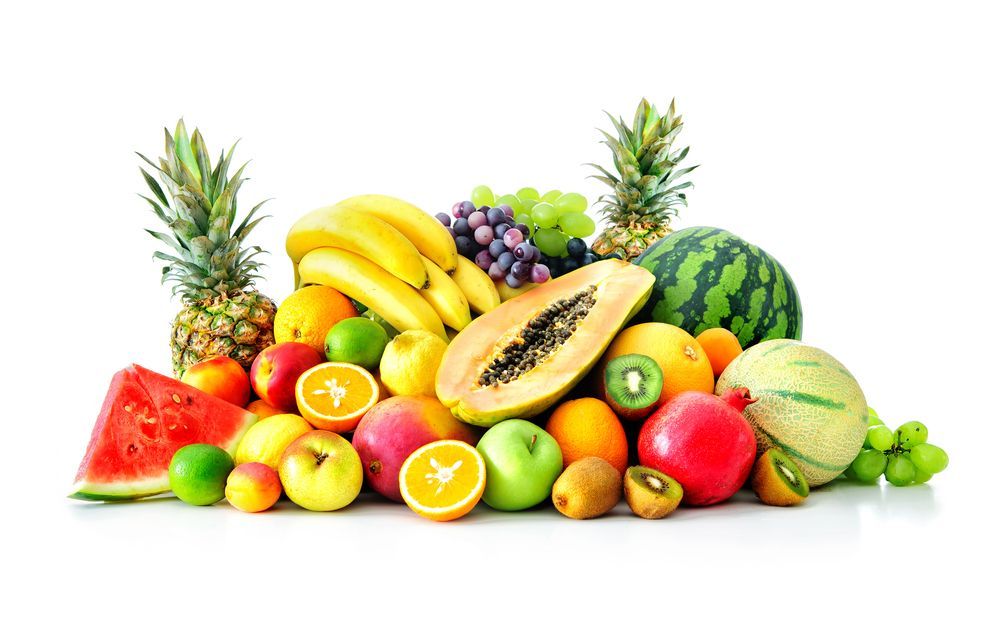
[[589, 99, 698, 260], [138, 120, 276, 376]]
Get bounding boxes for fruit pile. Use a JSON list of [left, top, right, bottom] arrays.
[[69, 107, 947, 522]]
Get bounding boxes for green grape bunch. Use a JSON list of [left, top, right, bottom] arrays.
[[845, 408, 949, 486]]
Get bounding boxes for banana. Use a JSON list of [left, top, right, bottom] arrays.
[[287, 206, 429, 289], [418, 256, 471, 331], [298, 248, 446, 341], [333, 195, 459, 274], [450, 255, 501, 315]]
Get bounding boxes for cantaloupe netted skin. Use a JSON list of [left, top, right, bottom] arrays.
[[715, 339, 867, 487]]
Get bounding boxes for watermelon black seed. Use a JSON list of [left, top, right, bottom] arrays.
[[478, 286, 596, 386]]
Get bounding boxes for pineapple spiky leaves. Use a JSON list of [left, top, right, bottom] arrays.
[[589, 99, 698, 260], [138, 120, 276, 377]]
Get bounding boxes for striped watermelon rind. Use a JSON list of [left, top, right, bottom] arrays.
[[634, 226, 803, 348]]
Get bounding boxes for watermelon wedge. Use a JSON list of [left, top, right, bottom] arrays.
[[70, 364, 258, 501]]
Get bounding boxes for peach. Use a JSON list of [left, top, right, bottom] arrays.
[[351, 395, 479, 502], [250, 342, 323, 412], [181, 356, 251, 407], [246, 399, 285, 419], [225, 462, 282, 513]]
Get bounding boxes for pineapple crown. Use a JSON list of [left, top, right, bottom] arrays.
[[137, 119, 269, 302], [589, 98, 698, 225]]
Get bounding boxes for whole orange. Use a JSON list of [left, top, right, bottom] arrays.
[[596, 323, 714, 406], [695, 328, 743, 378], [545, 398, 628, 475], [274, 285, 358, 354]]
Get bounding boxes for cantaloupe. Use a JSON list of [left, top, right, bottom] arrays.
[[715, 339, 868, 486]]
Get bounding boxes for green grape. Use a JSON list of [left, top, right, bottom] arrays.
[[496, 193, 522, 214], [514, 213, 534, 230], [850, 449, 887, 482], [557, 231, 570, 257], [912, 467, 933, 484], [909, 443, 948, 474], [866, 407, 882, 427], [558, 212, 596, 237], [471, 185, 495, 207], [531, 202, 558, 228], [866, 425, 894, 452], [520, 197, 538, 213], [842, 464, 859, 481], [540, 189, 563, 204], [516, 187, 540, 202], [553, 192, 588, 214], [533, 228, 567, 257], [884, 454, 916, 487], [895, 421, 928, 449]]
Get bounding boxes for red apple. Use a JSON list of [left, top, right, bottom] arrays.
[[250, 342, 323, 412], [351, 395, 478, 502], [638, 388, 757, 506], [181, 356, 251, 407]]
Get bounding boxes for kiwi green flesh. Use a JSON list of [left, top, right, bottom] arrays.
[[605, 354, 663, 409], [628, 466, 682, 500], [767, 450, 809, 497]]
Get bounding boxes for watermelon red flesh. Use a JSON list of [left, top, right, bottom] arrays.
[[70, 365, 257, 501]]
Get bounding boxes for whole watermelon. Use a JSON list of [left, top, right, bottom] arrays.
[[634, 227, 802, 347]]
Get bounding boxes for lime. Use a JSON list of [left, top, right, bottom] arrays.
[[324, 317, 390, 370], [169, 444, 235, 506]]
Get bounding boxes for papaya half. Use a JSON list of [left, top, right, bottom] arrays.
[[435, 260, 655, 426]]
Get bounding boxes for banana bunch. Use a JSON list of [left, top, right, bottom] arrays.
[[288, 195, 500, 340]]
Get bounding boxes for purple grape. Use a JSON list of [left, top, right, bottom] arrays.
[[503, 228, 524, 250], [453, 218, 470, 236], [474, 225, 494, 245], [581, 252, 598, 266], [510, 261, 531, 281], [497, 252, 516, 271], [488, 262, 505, 281], [505, 273, 523, 289], [514, 242, 533, 261], [514, 223, 530, 237], [530, 263, 551, 284], [478, 205, 490, 214], [451, 202, 465, 218], [494, 223, 511, 238], [455, 236, 474, 256], [486, 207, 506, 226], [447, 227, 457, 239], [489, 239, 507, 258], [435, 212, 451, 226], [460, 201, 476, 218], [531, 246, 542, 262], [467, 211, 487, 229], [498, 204, 514, 218], [474, 249, 494, 270]]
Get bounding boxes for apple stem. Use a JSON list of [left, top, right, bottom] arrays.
[[529, 434, 537, 453]]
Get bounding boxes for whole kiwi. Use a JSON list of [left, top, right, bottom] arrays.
[[551, 457, 622, 519], [623, 465, 683, 519]]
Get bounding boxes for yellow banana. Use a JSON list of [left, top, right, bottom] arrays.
[[450, 255, 501, 315], [333, 195, 459, 274], [298, 248, 446, 341], [418, 256, 471, 331], [286, 206, 429, 289]]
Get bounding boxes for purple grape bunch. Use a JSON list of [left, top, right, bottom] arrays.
[[436, 201, 550, 287]]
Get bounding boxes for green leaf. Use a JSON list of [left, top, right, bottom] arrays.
[[173, 119, 202, 187], [191, 129, 214, 197], [233, 200, 270, 238]]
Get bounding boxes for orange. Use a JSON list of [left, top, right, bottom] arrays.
[[545, 398, 628, 475], [274, 285, 359, 354], [597, 323, 714, 405], [696, 328, 744, 378], [399, 440, 486, 522], [246, 399, 285, 419], [294, 362, 379, 433]]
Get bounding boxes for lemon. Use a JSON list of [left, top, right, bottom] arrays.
[[169, 444, 234, 506], [234, 413, 312, 469], [378, 330, 447, 397], [324, 317, 389, 370]]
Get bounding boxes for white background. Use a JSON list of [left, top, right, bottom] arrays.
[[2, 1, 996, 615]]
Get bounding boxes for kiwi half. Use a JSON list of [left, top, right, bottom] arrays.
[[604, 354, 663, 421], [623, 465, 683, 519], [751, 448, 809, 506]]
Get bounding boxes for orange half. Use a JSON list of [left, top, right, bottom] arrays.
[[295, 362, 379, 433], [399, 440, 486, 522]]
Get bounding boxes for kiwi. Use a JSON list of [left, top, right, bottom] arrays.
[[604, 354, 663, 420], [751, 448, 809, 506], [551, 457, 622, 520], [623, 465, 683, 519]]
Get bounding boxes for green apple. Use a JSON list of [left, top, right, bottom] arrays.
[[278, 430, 363, 511], [476, 420, 562, 511]]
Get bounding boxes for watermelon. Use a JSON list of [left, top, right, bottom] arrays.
[[634, 227, 803, 348], [715, 339, 868, 486], [70, 364, 257, 501]]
